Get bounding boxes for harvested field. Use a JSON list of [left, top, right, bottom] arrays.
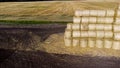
[[0, 1, 118, 21], [1, 1, 120, 67]]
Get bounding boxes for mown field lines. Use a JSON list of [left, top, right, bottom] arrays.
[[0, 2, 117, 21]]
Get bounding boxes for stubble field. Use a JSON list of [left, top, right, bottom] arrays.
[[0, 1, 118, 21]]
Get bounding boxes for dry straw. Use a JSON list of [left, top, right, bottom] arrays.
[[73, 17, 81, 23], [80, 39, 87, 47], [66, 23, 72, 30], [96, 40, 103, 48], [117, 10, 120, 16], [81, 31, 88, 37], [88, 24, 96, 30], [64, 30, 72, 38], [80, 24, 89, 30], [88, 31, 96, 37], [104, 40, 112, 49], [81, 17, 89, 23], [105, 17, 113, 23], [82, 10, 90, 16], [104, 24, 112, 30], [64, 7, 120, 50], [73, 39, 79, 47], [106, 10, 115, 17], [72, 24, 80, 30], [97, 17, 106, 23], [89, 17, 97, 23], [112, 41, 120, 50], [114, 25, 120, 32], [90, 10, 98, 16], [88, 39, 95, 47], [114, 33, 120, 40], [115, 18, 120, 24], [64, 38, 72, 46], [97, 10, 106, 17], [96, 31, 104, 38], [104, 31, 113, 38], [72, 31, 80, 37], [95, 24, 104, 30]]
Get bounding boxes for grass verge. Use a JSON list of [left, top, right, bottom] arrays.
[[0, 20, 69, 25]]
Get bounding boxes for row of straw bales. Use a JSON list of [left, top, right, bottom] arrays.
[[75, 10, 115, 17], [67, 23, 113, 30], [64, 8, 120, 50], [64, 38, 120, 50], [73, 17, 114, 23]]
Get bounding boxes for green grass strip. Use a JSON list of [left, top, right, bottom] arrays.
[[0, 20, 69, 25]]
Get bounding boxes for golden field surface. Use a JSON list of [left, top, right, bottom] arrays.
[[0, 1, 118, 21]]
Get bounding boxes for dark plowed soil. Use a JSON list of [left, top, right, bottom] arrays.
[[0, 24, 120, 68], [0, 24, 66, 49], [0, 48, 120, 68]]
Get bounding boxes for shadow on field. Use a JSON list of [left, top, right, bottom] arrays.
[[0, 24, 66, 49], [0, 24, 66, 41], [0, 24, 120, 68], [0, 48, 120, 68]]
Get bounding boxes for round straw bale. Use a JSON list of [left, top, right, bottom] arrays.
[[64, 30, 72, 38], [114, 33, 120, 40], [106, 10, 115, 17], [73, 17, 81, 23], [96, 40, 103, 48], [112, 41, 120, 50], [104, 40, 112, 49], [97, 17, 105, 23], [104, 24, 112, 30], [115, 18, 120, 24], [73, 31, 80, 37], [88, 39, 95, 47], [82, 10, 90, 16], [90, 10, 98, 16], [66, 23, 72, 30], [96, 24, 104, 30], [114, 25, 120, 32], [88, 31, 96, 37], [97, 10, 106, 17], [73, 39, 79, 46], [72, 24, 80, 30], [81, 17, 89, 23], [97, 31, 104, 38], [81, 31, 88, 37], [81, 24, 89, 30], [89, 17, 97, 23], [88, 24, 96, 30], [117, 10, 120, 16], [75, 10, 82, 17], [80, 39, 87, 47], [64, 38, 72, 46], [105, 17, 113, 23], [118, 5, 120, 9], [104, 31, 113, 38]]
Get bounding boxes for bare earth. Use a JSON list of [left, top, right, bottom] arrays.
[[0, 48, 120, 68], [0, 24, 120, 68], [0, 24, 120, 57]]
